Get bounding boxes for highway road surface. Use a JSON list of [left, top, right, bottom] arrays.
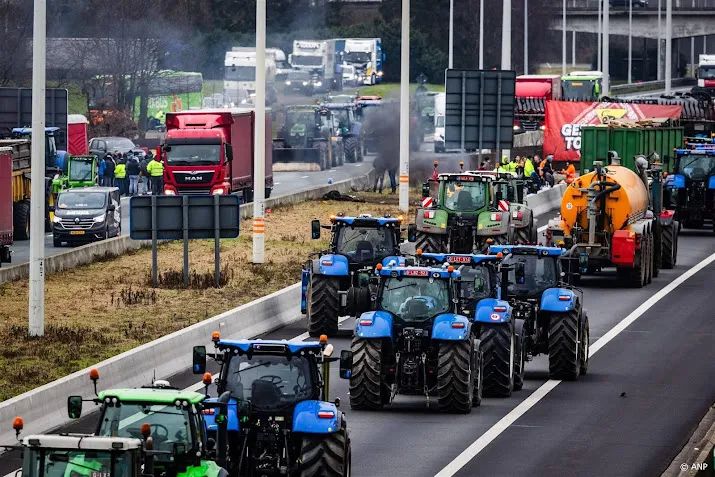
[[619, 86, 692, 99], [2, 216, 714, 477], [6, 156, 374, 267]]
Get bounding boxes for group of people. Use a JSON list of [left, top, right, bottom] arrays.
[[481, 154, 577, 191], [98, 151, 164, 196]]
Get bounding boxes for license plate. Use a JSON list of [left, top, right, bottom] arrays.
[[70, 231, 85, 235]]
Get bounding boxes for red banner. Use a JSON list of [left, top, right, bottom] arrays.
[[543, 101, 683, 162]]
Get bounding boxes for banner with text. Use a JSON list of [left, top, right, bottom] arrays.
[[543, 101, 683, 162]]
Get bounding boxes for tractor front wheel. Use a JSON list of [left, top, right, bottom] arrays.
[[580, 315, 590, 376], [662, 222, 677, 269], [299, 428, 350, 477], [13, 200, 31, 241], [437, 340, 474, 413], [547, 308, 581, 380], [513, 319, 526, 391], [349, 337, 384, 410], [307, 275, 340, 337], [479, 323, 515, 398]]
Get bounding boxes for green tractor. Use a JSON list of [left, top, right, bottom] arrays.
[[273, 105, 344, 170], [408, 164, 514, 254], [52, 155, 98, 193], [65, 369, 230, 477]]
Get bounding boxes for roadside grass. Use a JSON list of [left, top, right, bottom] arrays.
[[0, 188, 419, 402], [345, 82, 444, 98]]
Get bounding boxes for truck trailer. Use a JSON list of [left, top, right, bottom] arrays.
[[160, 109, 273, 202], [289, 40, 341, 93]]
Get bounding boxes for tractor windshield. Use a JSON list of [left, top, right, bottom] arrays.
[[459, 266, 494, 302], [442, 181, 488, 211], [502, 255, 559, 297], [98, 403, 193, 459], [69, 159, 94, 182], [380, 276, 451, 322], [332, 109, 352, 129], [336, 225, 394, 263], [23, 448, 136, 477], [286, 111, 316, 127], [224, 354, 314, 410], [676, 154, 715, 180]]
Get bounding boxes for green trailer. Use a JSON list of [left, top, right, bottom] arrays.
[[579, 126, 684, 174]]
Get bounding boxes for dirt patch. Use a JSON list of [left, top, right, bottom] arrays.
[[0, 188, 421, 401]]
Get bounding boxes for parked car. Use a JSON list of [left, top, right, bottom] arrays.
[[88, 136, 138, 156], [52, 187, 121, 247]]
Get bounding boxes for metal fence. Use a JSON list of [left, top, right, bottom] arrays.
[[567, 0, 715, 10]]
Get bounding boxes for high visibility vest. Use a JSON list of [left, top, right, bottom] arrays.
[[524, 159, 535, 177], [147, 160, 164, 177], [114, 163, 126, 178]]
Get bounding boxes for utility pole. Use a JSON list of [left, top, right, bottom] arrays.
[[562, 0, 567, 75], [29, 0, 47, 336], [658, 0, 662, 80], [479, 0, 484, 69], [399, 0, 410, 213], [598, 0, 602, 71], [603, 0, 610, 94], [524, 0, 528, 74], [572, 31, 576, 66], [628, 0, 633, 84], [449, 0, 454, 69], [665, 0, 672, 93], [252, 0, 266, 263], [502, 0, 511, 69]]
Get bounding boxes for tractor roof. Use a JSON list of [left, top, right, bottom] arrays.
[[676, 147, 715, 155], [418, 252, 500, 265], [437, 173, 493, 182], [467, 170, 518, 180], [97, 387, 206, 405], [12, 127, 60, 136], [320, 102, 355, 110], [378, 264, 460, 279], [332, 213, 403, 226], [488, 245, 565, 257], [23, 435, 143, 451], [217, 339, 323, 355]]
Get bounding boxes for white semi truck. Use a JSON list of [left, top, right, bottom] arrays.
[[696, 54, 715, 96], [223, 47, 279, 105], [289, 40, 341, 93], [342, 38, 384, 86]]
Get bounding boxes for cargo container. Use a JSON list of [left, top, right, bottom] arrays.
[[579, 126, 684, 174]]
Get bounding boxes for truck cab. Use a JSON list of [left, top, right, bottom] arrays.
[[561, 71, 604, 101], [343, 38, 384, 86], [514, 75, 560, 134], [224, 49, 277, 105]]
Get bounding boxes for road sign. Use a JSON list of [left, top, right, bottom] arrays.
[[129, 195, 240, 288], [444, 69, 516, 152]]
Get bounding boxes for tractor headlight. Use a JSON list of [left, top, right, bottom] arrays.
[[303, 81, 309, 86], [315, 81, 322, 87], [286, 81, 292, 85]]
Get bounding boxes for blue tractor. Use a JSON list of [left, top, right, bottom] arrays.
[[416, 252, 520, 397], [339, 263, 483, 413], [488, 245, 590, 381], [319, 102, 363, 163], [302, 213, 406, 337], [192, 335, 351, 477]]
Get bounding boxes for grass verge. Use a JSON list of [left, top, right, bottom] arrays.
[[0, 188, 420, 402]]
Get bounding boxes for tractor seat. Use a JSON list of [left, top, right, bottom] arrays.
[[407, 298, 429, 318], [691, 167, 706, 179], [251, 380, 282, 406], [355, 240, 374, 262], [456, 190, 473, 209]]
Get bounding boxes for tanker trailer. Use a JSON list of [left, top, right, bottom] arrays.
[[546, 161, 656, 288]]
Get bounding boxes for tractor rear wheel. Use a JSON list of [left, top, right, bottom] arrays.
[[349, 337, 384, 410], [547, 308, 581, 381], [473, 341, 483, 407], [662, 222, 676, 269], [356, 138, 364, 162], [415, 231, 446, 253], [307, 275, 340, 337], [580, 315, 590, 376], [479, 323, 514, 398], [13, 200, 31, 241], [627, 245, 645, 288], [653, 226, 662, 278], [513, 319, 526, 391], [317, 141, 330, 170], [344, 137, 358, 163], [437, 340, 474, 413], [514, 226, 531, 245], [299, 428, 350, 477]]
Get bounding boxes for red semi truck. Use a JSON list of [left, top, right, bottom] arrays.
[[0, 147, 13, 265], [160, 108, 273, 201], [514, 74, 562, 134]]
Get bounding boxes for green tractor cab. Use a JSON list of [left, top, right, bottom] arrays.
[[65, 369, 229, 477], [52, 155, 98, 193], [409, 163, 514, 254], [273, 105, 344, 170]]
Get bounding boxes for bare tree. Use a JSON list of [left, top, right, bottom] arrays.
[[0, 0, 31, 86]]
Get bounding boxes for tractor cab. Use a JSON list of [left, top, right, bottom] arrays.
[[192, 335, 350, 477], [488, 245, 566, 299], [52, 155, 98, 193], [66, 370, 228, 477]]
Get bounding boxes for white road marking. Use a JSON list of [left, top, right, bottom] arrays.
[[300, 176, 309, 179], [434, 252, 715, 477]]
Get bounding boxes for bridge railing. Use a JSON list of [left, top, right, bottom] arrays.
[[567, 0, 715, 10]]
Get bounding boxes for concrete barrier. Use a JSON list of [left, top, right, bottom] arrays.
[[527, 183, 566, 218], [0, 170, 375, 285], [0, 283, 302, 446]]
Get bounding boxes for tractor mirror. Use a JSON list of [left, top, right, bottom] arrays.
[[192, 346, 207, 375], [107, 204, 115, 212], [225, 144, 233, 163], [339, 350, 353, 379], [516, 183, 524, 204], [407, 224, 417, 242], [515, 262, 526, 284], [67, 396, 83, 419], [311, 220, 321, 239], [421, 182, 430, 198], [507, 184, 515, 202]]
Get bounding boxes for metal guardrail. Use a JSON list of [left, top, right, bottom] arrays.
[[566, 0, 715, 10], [611, 77, 697, 93]]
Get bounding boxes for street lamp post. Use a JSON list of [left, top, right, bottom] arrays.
[[252, 0, 266, 263], [449, 0, 454, 69], [399, 0, 410, 212], [524, 0, 528, 74], [628, 0, 633, 84], [562, 0, 566, 75], [502, 0, 511, 69], [665, 0, 672, 93], [603, 0, 610, 94]]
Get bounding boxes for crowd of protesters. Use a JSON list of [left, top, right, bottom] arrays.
[[97, 149, 164, 196], [477, 154, 577, 193]]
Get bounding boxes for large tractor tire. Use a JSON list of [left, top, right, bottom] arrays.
[[13, 200, 31, 241], [473, 341, 483, 407], [662, 222, 677, 269], [513, 319, 526, 391], [514, 226, 532, 245], [356, 138, 364, 162], [437, 340, 474, 413], [580, 315, 590, 376], [479, 323, 514, 398], [344, 137, 358, 163], [307, 275, 340, 337], [299, 428, 351, 477], [317, 142, 330, 171], [349, 337, 384, 410], [626, 244, 646, 288], [415, 230, 447, 253], [547, 308, 581, 380], [653, 226, 662, 278], [491, 233, 510, 246], [646, 232, 653, 284]]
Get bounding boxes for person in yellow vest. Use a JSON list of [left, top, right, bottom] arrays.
[[493, 161, 508, 173], [524, 156, 535, 178], [146, 155, 164, 195], [114, 158, 127, 196]]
